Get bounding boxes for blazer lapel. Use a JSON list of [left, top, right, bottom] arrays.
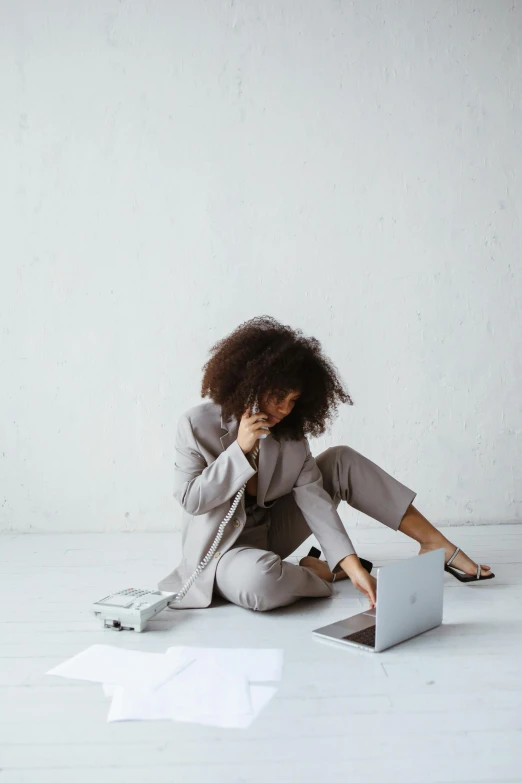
[[220, 407, 280, 507], [219, 408, 238, 454], [257, 434, 280, 506]]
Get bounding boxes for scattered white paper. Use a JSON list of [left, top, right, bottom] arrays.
[[103, 683, 115, 698], [46, 644, 194, 690], [209, 685, 278, 729], [166, 646, 284, 682], [107, 683, 276, 728], [107, 657, 252, 722], [106, 647, 283, 725], [55, 644, 284, 728]]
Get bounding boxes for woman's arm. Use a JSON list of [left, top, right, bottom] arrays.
[[292, 438, 377, 607], [292, 438, 358, 571], [173, 413, 257, 516]]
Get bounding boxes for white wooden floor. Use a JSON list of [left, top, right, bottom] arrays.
[[1, 524, 521, 783]]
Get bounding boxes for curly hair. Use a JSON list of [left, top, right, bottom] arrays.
[[200, 315, 353, 441]]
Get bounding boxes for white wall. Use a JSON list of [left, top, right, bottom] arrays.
[[1, 0, 521, 533]]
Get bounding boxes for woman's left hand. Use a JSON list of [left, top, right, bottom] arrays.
[[340, 555, 377, 608]]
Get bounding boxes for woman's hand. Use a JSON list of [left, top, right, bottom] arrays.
[[339, 554, 377, 608], [237, 407, 270, 454]]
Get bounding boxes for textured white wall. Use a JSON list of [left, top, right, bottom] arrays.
[[1, 1, 521, 533]]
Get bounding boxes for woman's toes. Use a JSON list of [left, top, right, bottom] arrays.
[[419, 544, 494, 577], [446, 546, 486, 576]]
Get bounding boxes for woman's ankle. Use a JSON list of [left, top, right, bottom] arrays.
[[399, 504, 449, 549]]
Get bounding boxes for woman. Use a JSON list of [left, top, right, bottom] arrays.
[[158, 316, 494, 612]]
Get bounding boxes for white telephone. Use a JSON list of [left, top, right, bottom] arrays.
[[92, 399, 270, 631]]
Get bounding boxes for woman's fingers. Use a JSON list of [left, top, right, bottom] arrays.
[[357, 572, 377, 608], [370, 587, 377, 606]]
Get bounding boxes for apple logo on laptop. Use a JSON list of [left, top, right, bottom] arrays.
[[410, 592, 418, 605]]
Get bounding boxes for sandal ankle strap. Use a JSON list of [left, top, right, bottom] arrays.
[[446, 546, 460, 567]]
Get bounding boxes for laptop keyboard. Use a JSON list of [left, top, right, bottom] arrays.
[[345, 625, 376, 647]]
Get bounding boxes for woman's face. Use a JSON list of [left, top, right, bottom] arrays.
[[259, 389, 301, 426]]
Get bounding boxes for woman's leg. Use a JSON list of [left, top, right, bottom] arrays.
[[263, 448, 417, 583], [397, 503, 493, 576], [317, 445, 492, 576], [315, 445, 417, 532], [214, 543, 332, 612], [295, 445, 418, 581]]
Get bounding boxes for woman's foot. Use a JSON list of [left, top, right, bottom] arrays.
[[419, 541, 494, 578], [299, 556, 348, 582], [398, 504, 494, 578]]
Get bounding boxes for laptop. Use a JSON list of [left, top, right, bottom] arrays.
[[312, 548, 444, 652]]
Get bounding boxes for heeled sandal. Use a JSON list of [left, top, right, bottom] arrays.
[[444, 546, 495, 582]]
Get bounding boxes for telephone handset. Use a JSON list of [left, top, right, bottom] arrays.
[[252, 399, 269, 438], [93, 399, 270, 629]]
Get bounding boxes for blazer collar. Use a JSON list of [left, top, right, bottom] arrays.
[[220, 407, 280, 506]]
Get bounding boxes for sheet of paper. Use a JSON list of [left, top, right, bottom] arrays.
[[46, 644, 195, 690], [188, 685, 278, 729], [107, 657, 252, 722], [166, 646, 284, 682]]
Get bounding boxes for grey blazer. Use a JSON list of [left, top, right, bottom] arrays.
[[158, 402, 356, 608]]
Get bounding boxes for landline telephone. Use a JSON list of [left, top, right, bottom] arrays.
[[92, 400, 270, 631]]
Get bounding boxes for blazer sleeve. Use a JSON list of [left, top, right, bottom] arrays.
[[173, 413, 257, 516], [292, 437, 356, 571]]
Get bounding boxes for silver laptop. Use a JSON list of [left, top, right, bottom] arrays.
[[312, 548, 444, 652]]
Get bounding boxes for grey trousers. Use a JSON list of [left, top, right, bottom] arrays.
[[214, 445, 417, 612]]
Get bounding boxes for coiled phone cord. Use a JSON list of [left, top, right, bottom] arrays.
[[168, 442, 260, 605]]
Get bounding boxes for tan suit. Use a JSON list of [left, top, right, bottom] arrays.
[[158, 402, 417, 611]]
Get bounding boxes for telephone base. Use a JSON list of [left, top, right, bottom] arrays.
[[92, 588, 175, 633]]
